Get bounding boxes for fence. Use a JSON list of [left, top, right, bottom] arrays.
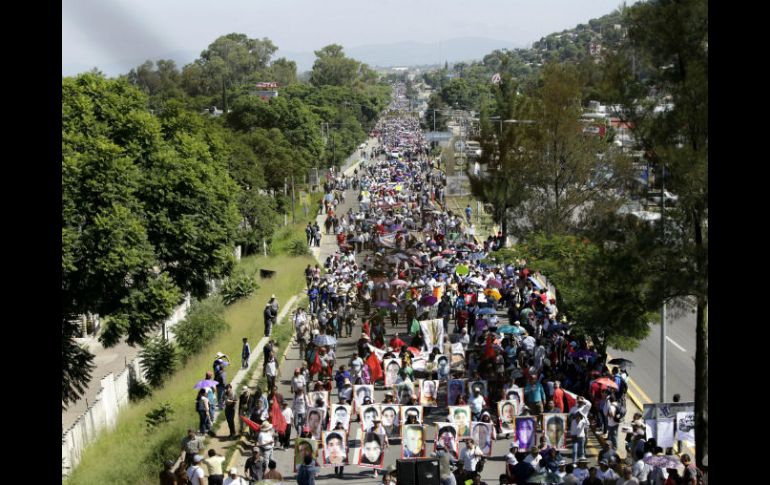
[[62, 296, 191, 478]]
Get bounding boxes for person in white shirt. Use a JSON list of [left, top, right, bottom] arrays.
[[572, 458, 589, 483], [569, 396, 592, 418], [281, 401, 294, 448], [291, 369, 306, 395], [632, 453, 651, 483], [223, 466, 248, 485], [459, 328, 470, 350], [596, 460, 619, 482], [257, 422, 275, 466], [187, 455, 206, 485], [569, 412, 588, 462], [505, 442, 519, 477], [459, 439, 484, 473], [523, 447, 542, 467]]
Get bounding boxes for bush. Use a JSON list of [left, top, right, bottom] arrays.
[[288, 238, 311, 256], [145, 401, 174, 429], [128, 380, 152, 402], [172, 298, 229, 362], [139, 337, 179, 388], [220, 270, 259, 305]]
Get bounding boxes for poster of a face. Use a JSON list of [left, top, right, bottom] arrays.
[[358, 431, 385, 468], [400, 405, 423, 425], [307, 407, 326, 440], [436, 355, 450, 380], [498, 400, 517, 436], [543, 414, 568, 450], [294, 438, 318, 471], [449, 405, 472, 438], [381, 405, 400, 438], [468, 380, 488, 398], [514, 416, 536, 450], [419, 379, 439, 406], [447, 379, 466, 406], [419, 319, 445, 354], [322, 431, 348, 467], [309, 390, 330, 409], [353, 385, 374, 411], [360, 404, 381, 432], [402, 424, 427, 458], [384, 358, 401, 387], [329, 404, 352, 431], [676, 412, 695, 442], [504, 385, 524, 413], [395, 382, 418, 404], [471, 422, 493, 456], [434, 423, 460, 458]]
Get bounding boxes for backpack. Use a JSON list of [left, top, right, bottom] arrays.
[[615, 402, 626, 420]]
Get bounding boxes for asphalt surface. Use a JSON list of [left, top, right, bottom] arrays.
[[609, 298, 696, 406]]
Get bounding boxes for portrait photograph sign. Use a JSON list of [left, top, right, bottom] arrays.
[[384, 358, 402, 387], [358, 430, 386, 469], [402, 424, 427, 458], [309, 390, 330, 409], [450, 343, 465, 372], [294, 438, 318, 471], [322, 430, 349, 467], [497, 400, 518, 436], [503, 385, 524, 414], [418, 379, 440, 406], [447, 379, 466, 406], [394, 381, 418, 405], [543, 413, 568, 450], [434, 422, 460, 458], [468, 380, 488, 398], [359, 404, 381, 432], [471, 421, 494, 456], [514, 416, 536, 450], [380, 404, 401, 439], [400, 405, 423, 425], [307, 407, 327, 440], [448, 405, 472, 439], [329, 404, 352, 431], [436, 355, 451, 380], [353, 384, 374, 411]]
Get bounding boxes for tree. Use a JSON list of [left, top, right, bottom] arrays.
[[309, 44, 361, 87], [268, 57, 298, 86], [127, 59, 184, 104], [604, 0, 708, 467], [62, 72, 240, 406]]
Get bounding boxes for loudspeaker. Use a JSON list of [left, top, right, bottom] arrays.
[[397, 458, 439, 485]]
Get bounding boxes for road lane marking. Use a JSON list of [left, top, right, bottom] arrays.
[[666, 336, 687, 352], [607, 352, 653, 404]]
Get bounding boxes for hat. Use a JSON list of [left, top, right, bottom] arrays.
[[514, 321, 521, 325], [343, 378, 352, 385], [229, 467, 238, 475], [215, 351, 225, 358], [577, 458, 590, 464], [271, 294, 276, 299], [164, 460, 175, 468], [599, 460, 608, 466], [557, 460, 567, 466], [193, 454, 204, 463], [385, 391, 393, 396], [362, 334, 370, 339], [261, 422, 273, 431]]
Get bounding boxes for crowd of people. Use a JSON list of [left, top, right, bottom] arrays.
[[168, 83, 703, 485]]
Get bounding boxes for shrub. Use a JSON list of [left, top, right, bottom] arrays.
[[288, 238, 311, 256], [145, 401, 174, 429], [172, 298, 229, 362], [220, 270, 259, 305], [139, 336, 179, 388], [128, 380, 152, 402]]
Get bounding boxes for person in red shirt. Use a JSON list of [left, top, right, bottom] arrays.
[[552, 381, 565, 413], [389, 333, 406, 351]]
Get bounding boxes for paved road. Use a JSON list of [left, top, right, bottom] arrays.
[[609, 299, 696, 406]]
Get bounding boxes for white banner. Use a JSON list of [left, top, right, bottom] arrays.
[[656, 418, 675, 448], [420, 319, 445, 354], [676, 412, 695, 443]]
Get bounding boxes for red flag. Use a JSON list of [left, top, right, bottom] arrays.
[[563, 389, 578, 411], [239, 415, 261, 433], [365, 352, 383, 383], [310, 350, 322, 375], [270, 396, 287, 434]]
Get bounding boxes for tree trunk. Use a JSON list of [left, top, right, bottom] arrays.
[[695, 299, 707, 468], [222, 78, 228, 112]]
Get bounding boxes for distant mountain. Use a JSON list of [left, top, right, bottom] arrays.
[[278, 37, 522, 73]]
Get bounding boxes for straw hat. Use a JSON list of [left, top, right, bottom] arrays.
[[260, 422, 273, 431]]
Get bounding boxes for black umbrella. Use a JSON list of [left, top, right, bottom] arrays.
[[608, 357, 635, 368]]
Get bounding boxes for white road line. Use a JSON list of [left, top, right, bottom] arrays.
[[666, 336, 687, 352]]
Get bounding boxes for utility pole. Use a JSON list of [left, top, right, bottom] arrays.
[[291, 175, 296, 224], [660, 162, 667, 403]]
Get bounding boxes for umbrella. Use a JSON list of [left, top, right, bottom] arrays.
[[498, 325, 525, 335], [572, 350, 597, 360], [477, 307, 496, 315], [374, 300, 395, 308], [525, 471, 563, 484], [419, 295, 438, 306], [455, 264, 469, 276], [484, 288, 502, 300], [592, 377, 619, 390], [194, 379, 220, 390], [486, 278, 503, 289], [391, 279, 409, 287], [441, 249, 455, 255], [643, 455, 681, 469], [608, 357, 635, 368], [469, 277, 486, 287], [239, 415, 261, 433], [314, 334, 337, 346]]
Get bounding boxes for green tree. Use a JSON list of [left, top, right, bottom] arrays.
[[139, 336, 179, 388], [309, 44, 361, 87], [268, 57, 298, 86], [604, 0, 708, 466], [126, 59, 184, 104]]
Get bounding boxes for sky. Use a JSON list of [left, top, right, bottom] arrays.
[[62, 0, 635, 76]]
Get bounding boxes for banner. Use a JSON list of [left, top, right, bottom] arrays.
[[358, 430, 386, 468], [642, 401, 695, 420], [447, 379, 466, 406], [418, 379, 439, 406], [449, 405, 472, 439], [498, 400, 518, 436], [656, 418, 675, 448], [400, 405, 423, 425], [434, 422, 460, 458], [307, 408, 326, 440], [353, 385, 374, 411], [381, 404, 401, 438], [450, 343, 465, 371], [329, 404, 352, 432], [542, 414, 569, 450], [359, 404, 381, 432], [309, 391, 330, 409], [420, 318, 445, 353], [322, 430, 349, 467], [471, 422, 494, 456], [384, 358, 401, 387], [402, 424, 428, 458], [676, 412, 695, 443], [294, 438, 318, 471], [514, 416, 536, 450]]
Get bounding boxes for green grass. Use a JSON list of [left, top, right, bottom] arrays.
[[445, 194, 496, 240], [65, 253, 314, 485]]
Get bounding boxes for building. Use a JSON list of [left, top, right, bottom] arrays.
[[252, 82, 279, 101]]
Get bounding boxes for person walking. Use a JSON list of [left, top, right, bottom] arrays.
[[160, 459, 177, 485], [244, 447, 265, 483], [223, 384, 237, 439], [223, 467, 247, 485], [196, 389, 212, 436], [280, 401, 294, 448], [570, 412, 588, 462], [203, 449, 225, 485], [237, 387, 251, 436], [186, 455, 206, 485], [257, 421, 276, 466], [264, 302, 277, 337], [213, 352, 230, 410], [265, 355, 277, 391], [297, 454, 320, 485], [181, 428, 204, 467], [434, 443, 458, 485], [241, 338, 251, 369]]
